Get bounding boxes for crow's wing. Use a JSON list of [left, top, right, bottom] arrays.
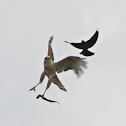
[[65, 41, 84, 49], [84, 30, 99, 49], [54, 56, 87, 77]]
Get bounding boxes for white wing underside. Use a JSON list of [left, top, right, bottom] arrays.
[[55, 56, 87, 77]]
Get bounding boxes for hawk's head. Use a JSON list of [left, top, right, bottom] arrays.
[[44, 56, 52, 64]]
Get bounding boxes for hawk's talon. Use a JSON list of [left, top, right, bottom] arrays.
[[41, 94, 45, 98], [36, 94, 44, 99], [29, 87, 36, 92]]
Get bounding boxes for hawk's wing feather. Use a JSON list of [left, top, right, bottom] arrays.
[[48, 36, 54, 61], [55, 56, 87, 77]]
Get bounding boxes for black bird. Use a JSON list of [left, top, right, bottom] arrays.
[[65, 30, 99, 56]]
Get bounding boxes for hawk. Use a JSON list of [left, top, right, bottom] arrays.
[[65, 30, 99, 56], [30, 36, 87, 103]]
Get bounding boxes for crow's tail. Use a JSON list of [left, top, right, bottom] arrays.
[[80, 49, 95, 56]]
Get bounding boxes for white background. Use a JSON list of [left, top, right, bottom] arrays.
[[0, 0, 126, 126]]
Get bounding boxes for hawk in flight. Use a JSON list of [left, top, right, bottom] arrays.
[[65, 30, 99, 56], [30, 36, 87, 103]]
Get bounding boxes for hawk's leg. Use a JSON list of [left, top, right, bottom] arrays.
[[37, 75, 53, 98], [29, 71, 45, 91]]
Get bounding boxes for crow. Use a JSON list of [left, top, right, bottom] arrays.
[[65, 30, 99, 56]]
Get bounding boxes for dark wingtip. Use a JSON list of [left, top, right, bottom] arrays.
[[50, 36, 54, 39], [49, 36, 54, 43], [96, 29, 99, 34]]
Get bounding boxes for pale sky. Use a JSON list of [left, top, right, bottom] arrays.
[[0, 0, 126, 126]]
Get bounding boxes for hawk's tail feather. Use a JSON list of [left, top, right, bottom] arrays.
[[52, 75, 67, 92]]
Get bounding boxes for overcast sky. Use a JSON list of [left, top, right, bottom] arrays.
[[0, 0, 126, 126]]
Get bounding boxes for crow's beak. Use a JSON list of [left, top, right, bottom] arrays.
[[64, 41, 70, 43]]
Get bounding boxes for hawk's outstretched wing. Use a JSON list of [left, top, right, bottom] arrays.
[[48, 36, 54, 61], [55, 56, 87, 77]]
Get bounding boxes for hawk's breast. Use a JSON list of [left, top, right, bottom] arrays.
[[44, 63, 56, 77]]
